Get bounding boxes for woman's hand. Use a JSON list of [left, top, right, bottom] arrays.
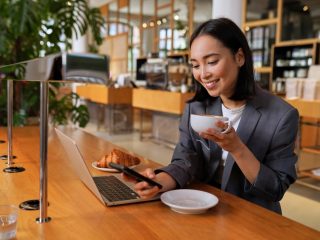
[[122, 168, 177, 199], [200, 120, 260, 184], [199, 120, 245, 155]]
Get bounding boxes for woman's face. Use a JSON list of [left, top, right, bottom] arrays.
[[190, 35, 244, 99]]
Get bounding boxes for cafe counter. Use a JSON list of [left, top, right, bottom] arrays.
[[76, 84, 133, 133], [132, 89, 194, 146]]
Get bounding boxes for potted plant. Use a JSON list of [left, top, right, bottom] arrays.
[[0, 0, 105, 127]]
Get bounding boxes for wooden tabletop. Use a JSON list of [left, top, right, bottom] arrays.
[[0, 127, 319, 240]]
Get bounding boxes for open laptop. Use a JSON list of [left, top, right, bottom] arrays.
[[55, 128, 160, 206]]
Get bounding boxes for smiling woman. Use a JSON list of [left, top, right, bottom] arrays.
[[129, 18, 300, 215]]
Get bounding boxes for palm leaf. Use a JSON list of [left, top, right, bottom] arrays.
[[0, 0, 104, 127], [87, 8, 105, 45]]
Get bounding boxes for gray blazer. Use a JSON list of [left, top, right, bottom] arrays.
[[160, 86, 299, 213]]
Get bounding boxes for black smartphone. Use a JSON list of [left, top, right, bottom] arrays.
[[109, 162, 163, 189]]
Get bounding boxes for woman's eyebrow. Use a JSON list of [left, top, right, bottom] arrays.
[[189, 53, 219, 62]]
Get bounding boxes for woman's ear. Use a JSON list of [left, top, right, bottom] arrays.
[[236, 48, 245, 67]]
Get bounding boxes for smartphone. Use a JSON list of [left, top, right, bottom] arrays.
[[109, 162, 163, 189]]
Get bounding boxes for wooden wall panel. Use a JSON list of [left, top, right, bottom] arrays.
[[99, 33, 128, 79]]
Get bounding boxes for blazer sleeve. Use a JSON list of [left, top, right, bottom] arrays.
[[156, 103, 202, 188], [244, 107, 299, 202]]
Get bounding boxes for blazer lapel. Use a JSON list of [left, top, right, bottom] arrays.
[[221, 102, 262, 190]]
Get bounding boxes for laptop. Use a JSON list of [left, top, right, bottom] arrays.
[[55, 128, 160, 206]]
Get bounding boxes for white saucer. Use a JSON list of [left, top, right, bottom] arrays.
[[160, 189, 218, 214], [91, 161, 139, 173], [91, 161, 120, 172]]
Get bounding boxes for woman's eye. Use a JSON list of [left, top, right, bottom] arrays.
[[191, 65, 199, 69], [208, 60, 218, 65]]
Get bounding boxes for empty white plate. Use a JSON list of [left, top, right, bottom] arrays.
[[161, 189, 218, 214], [91, 161, 139, 173], [91, 161, 120, 172]]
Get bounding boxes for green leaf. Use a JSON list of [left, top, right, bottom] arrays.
[[0, 0, 104, 126]]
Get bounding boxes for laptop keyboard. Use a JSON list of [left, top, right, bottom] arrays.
[[93, 175, 140, 202]]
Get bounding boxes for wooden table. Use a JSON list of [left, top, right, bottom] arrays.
[[0, 127, 319, 240]]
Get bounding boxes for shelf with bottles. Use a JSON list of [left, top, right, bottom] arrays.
[[274, 45, 313, 68], [246, 24, 276, 69], [271, 41, 320, 93]]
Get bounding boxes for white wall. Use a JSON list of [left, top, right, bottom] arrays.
[[72, 34, 88, 53], [212, 0, 243, 27]]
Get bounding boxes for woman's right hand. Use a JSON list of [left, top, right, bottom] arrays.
[[123, 168, 177, 199], [133, 168, 161, 199]]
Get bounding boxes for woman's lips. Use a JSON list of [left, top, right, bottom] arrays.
[[203, 80, 219, 90]]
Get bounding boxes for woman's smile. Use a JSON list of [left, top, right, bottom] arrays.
[[202, 79, 220, 90]]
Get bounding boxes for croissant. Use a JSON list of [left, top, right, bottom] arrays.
[[97, 149, 140, 168]]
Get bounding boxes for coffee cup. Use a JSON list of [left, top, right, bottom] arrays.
[[190, 114, 232, 134]]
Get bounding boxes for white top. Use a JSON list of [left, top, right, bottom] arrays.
[[221, 104, 246, 166]]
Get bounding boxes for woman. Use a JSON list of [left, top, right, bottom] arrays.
[[133, 18, 299, 214]]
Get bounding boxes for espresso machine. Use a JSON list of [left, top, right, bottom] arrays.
[[139, 58, 168, 90]]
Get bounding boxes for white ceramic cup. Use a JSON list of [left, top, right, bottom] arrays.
[[190, 114, 232, 134]]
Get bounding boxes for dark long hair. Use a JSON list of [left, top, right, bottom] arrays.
[[189, 18, 255, 102]]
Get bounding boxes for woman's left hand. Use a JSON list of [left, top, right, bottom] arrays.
[[199, 121, 244, 154], [200, 121, 260, 184]]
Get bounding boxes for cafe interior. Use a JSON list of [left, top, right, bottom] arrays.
[[0, 0, 319, 239]]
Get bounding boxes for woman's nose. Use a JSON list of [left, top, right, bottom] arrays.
[[200, 66, 210, 79]]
